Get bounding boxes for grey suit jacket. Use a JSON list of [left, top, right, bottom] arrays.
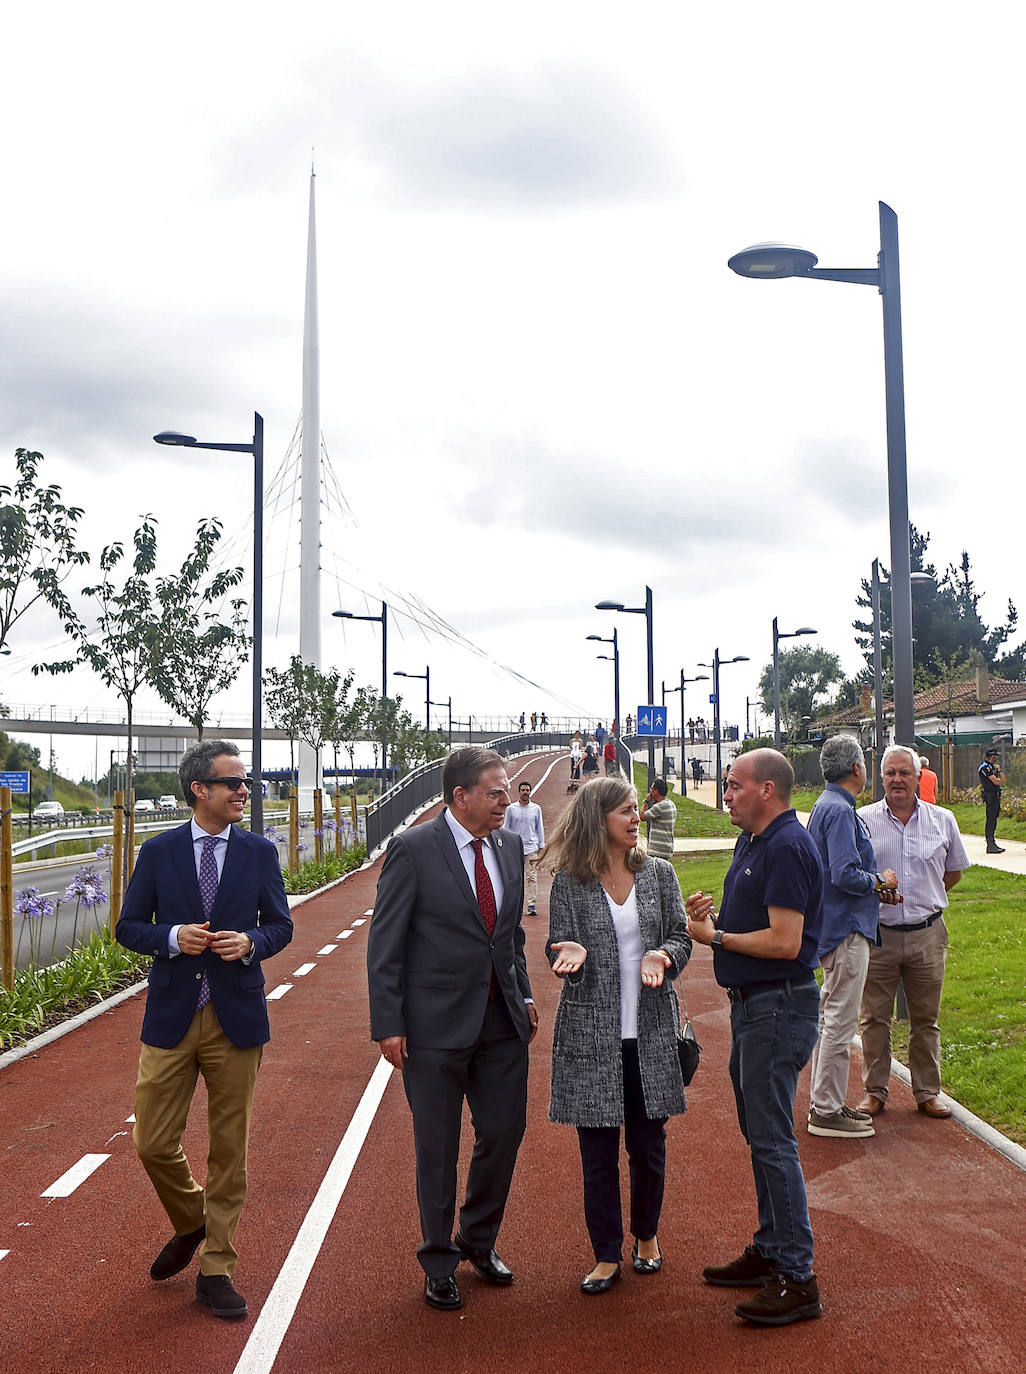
[[367, 810, 532, 1049], [546, 857, 691, 1127]]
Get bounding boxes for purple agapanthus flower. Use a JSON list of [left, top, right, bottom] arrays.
[[95, 842, 114, 860], [15, 887, 56, 921], [64, 867, 108, 909]]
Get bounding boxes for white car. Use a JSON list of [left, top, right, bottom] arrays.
[[157, 795, 179, 809], [133, 798, 156, 814], [32, 800, 65, 821]]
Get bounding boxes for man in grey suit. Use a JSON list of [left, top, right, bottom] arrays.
[[367, 747, 539, 1311]]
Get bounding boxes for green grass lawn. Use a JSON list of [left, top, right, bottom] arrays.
[[670, 854, 1026, 1146]]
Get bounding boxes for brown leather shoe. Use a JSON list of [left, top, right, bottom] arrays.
[[917, 1096, 951, 1118], [857, 1094, 885, 1117]]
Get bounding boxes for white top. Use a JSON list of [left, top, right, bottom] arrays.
[[443, 808, 505, 912], [605, 884, 643, 1039], [504, 799, 545, 854], [860, 798, 970, 925]]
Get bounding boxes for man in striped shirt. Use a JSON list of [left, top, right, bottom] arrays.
[[640, 778, 677, 860], [858, 745, 970, 1120]]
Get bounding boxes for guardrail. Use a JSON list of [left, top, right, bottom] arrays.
[[12, 807, 299, 862]]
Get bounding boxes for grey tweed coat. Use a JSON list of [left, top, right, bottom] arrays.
[[546, 857, 693, 1127]]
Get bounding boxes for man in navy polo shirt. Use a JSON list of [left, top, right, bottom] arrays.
[[686, 748, 824, 1326]]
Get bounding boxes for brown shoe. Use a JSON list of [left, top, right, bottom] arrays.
[[703, 1245, 777, 1287], [917, 1096, 951, 1118], [735, 1273, 822, 1326], [857, 1093, 885, 1117]]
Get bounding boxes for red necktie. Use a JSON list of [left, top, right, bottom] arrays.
[[470, 839, 497, 935]]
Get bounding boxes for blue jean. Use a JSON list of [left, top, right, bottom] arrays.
[[728, 976, 820, 1282]]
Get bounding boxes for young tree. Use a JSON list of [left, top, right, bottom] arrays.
[[0, 448, 89, 678], [323, 669, 360, 792], [264, 658, 310, 789], [758, 645, 843, 743]]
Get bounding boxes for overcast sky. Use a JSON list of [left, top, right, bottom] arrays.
[[4, 1, 1025, 778]]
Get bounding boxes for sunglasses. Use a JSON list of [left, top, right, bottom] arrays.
[[200, 776, 253, 792]]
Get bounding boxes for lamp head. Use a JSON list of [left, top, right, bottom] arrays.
[[727, 243, 819, 279], [153, 430, 197, 446], [332, 610, 353, 619], [595, 600, 625, 612], [796, 627, 817, 635]]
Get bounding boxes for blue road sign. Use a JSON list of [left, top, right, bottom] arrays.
[[1, 770, 30, 793], [709, 693, 717, 705], [635, 705, 668, 737]]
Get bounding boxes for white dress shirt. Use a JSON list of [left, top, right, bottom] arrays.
[[168, 820, 233, 955], [444, 808, 505, 912], [860, 798, 970, 926]]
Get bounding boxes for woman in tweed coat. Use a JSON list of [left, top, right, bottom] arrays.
[[545, 776, 692, 1295]]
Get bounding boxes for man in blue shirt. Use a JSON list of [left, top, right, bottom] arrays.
[[806, 736, 899, 1140], [979, 747, 1005, 853], [686, 748, 824, 1327]]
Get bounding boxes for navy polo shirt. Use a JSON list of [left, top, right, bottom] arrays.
[[714, 809, 824, 989]]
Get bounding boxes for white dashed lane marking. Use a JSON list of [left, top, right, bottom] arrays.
[[0, 1250, 9, 1261], [292, 964, 317, 978], [363, 909, 373, 916], [267, 985, 293, 1001], [41, 1154, 110, 1197], [351, 919, 366, 927], [338, 931, 354, 940], [316, 945, 337, 956]]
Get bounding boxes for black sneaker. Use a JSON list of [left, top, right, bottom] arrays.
[[735, 1273, 822, 1325], [702, 1245, 777, 1287], [196, 1273, 248, 1319]]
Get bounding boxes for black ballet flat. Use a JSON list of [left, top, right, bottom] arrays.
[[632, 1239, 663, 1275], [580, 1263, 621, 1295]]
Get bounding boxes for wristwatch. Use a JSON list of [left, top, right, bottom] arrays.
[[711, 930, 725, 949]]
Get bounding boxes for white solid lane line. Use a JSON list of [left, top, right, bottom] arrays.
[[316, 945, 337, 956], [233, 1058, 393, 1374], [267, 985, 292, 1001], [292, 964, 317, 977], [41, 1154, 110, 1198]]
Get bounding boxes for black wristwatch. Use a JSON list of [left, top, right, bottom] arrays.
[[711, 929, 725, 949]]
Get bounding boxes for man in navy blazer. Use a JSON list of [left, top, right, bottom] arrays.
[[367, 747, 538, 1311], [116, 740, 292, 1320]]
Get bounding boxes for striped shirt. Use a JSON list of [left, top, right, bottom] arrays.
[[859, 799, 970, 926]]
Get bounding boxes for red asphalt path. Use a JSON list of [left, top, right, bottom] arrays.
[[2, 748, 1025, 1373]]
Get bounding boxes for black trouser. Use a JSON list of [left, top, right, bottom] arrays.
[[576, 1039, 667, 1263], [402, 997, 528, 1279], [985, 790, 1001, 846]]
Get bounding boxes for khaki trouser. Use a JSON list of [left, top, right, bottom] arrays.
[[809, 931, 872, 1116], [525, 856, 539, 910], [133, 1004, 262, 1276], [859, 918, 947, 1103]]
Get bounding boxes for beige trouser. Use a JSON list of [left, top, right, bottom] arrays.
[[809, 931, 872, 1116], [133, 1004, 262, 1276], [525, 857, 539, 909], [859, 918, 948, 1103]]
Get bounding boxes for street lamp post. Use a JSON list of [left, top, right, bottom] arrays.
[[395, 667, 430, 729], [430, 696, 452, 748], [870, 563, 935, 792], [333, 601, 388, 791], [666, 672, 709, 796], [154, 413, 264, 835], [596, 587, 655, 788], [586, 628, 620, 737], [729, 203, 915, 740], [698, 650, 749, 810], [772, 618, 818, 748]]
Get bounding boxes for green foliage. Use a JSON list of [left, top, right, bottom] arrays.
[[757, 645, 843, 742], [281, 843, 367, 894], [0, 448, 89, 674], [0, 932, 149, 1051]]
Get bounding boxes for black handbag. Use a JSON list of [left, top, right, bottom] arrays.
[[677, 1013, 701, 1086]]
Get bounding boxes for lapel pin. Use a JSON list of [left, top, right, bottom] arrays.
[[496, 837, 503, 847]]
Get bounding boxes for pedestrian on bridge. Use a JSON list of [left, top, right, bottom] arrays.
[[545, 776, 692, 1296], [367, 747, 539, 1312], [505, 779, 545, 914], [116, 740, 293, 1321]]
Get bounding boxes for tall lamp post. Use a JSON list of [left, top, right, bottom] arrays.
[[586, 629, 620, 737], [666, 672, 709, 796], [772, 618, 818, 748], [333, 601, 388, 791], [596, 587, 654, 788], [430, 695, 452, 748], [870, 563, 935, 792], [154, 414, 264, 835], [729, 203, 915, 740], [698, 650, 749, 810], [395, 666, 430, 729]]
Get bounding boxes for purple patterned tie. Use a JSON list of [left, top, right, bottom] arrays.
[[196, 835, 220, 1010]]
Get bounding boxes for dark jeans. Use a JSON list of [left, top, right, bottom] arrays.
[[576, 1039, 667, 1263], [985, 791, 1001, 845], [728, 976, 820, 1282]]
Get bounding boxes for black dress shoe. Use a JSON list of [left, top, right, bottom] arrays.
[[580, 1264, 621, 1295], [424, 1275, 463, 1310], [150, 1224, 206, 1280], [632, 1239, 663, 1274], [987, 846, 1005, 854], [195, 1273, 248, 1319], [454, 1230, 514, 1285]]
